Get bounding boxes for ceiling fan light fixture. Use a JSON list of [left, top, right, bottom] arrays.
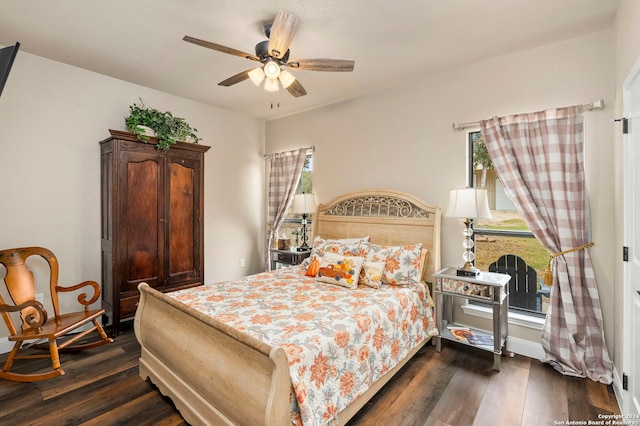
[[248, 67, 265, 86], [264, 77, 279, 92], [263, 60, 281, 79], [278, 70, 295, 89]]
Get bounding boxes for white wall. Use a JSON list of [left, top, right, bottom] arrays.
[[0, 51, 265, 342], [266, 29, 615, 353]]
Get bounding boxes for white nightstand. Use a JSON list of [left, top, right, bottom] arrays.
[[433, 267, 510, 371]]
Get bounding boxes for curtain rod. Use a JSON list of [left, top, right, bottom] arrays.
[[264, 146, 315, 159], [452, 99, 604, 131]]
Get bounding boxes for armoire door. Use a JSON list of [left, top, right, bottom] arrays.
[[163, 150, 203, 290], [118, 148, 165, 311]]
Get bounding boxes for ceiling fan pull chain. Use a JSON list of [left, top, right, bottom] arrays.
[[270, 87, 281, 109]]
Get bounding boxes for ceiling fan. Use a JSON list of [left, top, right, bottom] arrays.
[[183, 9, 355, 98]]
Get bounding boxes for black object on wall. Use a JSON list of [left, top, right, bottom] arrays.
[[0, 42, 20, 98]]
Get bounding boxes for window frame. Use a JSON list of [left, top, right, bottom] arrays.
[[467, 131, 546, 319]]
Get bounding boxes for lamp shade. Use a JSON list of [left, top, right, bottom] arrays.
[[445, 188, 492, 219], [293, 193, 317, 214], [248, 67, 265, 86], [264, 77, 279, 92], [278, 70, 296, 89]]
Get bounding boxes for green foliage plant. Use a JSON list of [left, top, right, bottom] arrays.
[[125, 99, 202, 150], [472, 133, 494, 189]]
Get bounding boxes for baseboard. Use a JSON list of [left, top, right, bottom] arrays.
[[506, 335, 546, 360], [611, 367, 626, 415]]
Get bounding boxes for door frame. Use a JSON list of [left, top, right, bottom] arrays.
[[622, 54, 640, 416]]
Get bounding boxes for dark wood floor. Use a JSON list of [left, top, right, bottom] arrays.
[[0, 324, 620, 426]]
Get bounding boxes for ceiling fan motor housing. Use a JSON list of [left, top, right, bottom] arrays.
[[255, 40, 289, 63]]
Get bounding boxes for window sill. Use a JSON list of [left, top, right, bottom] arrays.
[[460, 303, 546, 331]]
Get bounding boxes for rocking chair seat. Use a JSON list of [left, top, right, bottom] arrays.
[[8, 309, 105, 341]]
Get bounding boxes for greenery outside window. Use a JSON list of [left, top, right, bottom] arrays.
[[468, 131, 549, 317]]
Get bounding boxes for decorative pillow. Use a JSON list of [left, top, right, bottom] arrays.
[[366, 243, 423, 286], [308, 236, 369, 263], [358, 261, 386, 289], [315, 252, 364, 289]]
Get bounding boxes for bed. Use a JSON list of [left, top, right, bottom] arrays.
[[134, 189, 442, 425]]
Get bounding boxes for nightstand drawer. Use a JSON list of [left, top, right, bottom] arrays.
[[441, 278, 490, 299], [273, 251, 296, 264], [270, 249, 311, 269]]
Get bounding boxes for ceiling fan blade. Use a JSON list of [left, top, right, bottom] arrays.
[[183, 35, 260, 61], [218, 69, 254, 87], [286, 79, 307, 97], [286, 58, 355, 72], [268, 10, 299, 59]]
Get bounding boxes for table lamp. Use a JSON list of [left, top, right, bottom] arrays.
[[445, 188, 492, 276], [293, 193, 316, 251]]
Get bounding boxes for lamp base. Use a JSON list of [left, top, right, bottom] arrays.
[[298, 218, 310, 251]]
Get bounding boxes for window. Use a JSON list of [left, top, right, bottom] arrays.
[[468, 131, 549, 316], [278, 153, 313, 247]]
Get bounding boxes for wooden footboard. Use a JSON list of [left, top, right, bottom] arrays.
[[135, 283, 432, 426], [134, 283, 292, 426]]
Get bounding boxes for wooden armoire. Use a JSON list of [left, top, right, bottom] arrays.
[[100, 129, 210, 334]]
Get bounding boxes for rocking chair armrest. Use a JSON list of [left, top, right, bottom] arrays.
[[55, 280, 101, 306], [0, 300, 48, 328]]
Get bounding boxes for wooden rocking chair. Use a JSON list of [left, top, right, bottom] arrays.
[[0, 247, 113, 382]]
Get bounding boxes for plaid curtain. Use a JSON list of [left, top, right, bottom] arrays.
[[480, 106, 613, 384], [265, 148, 307, 270]]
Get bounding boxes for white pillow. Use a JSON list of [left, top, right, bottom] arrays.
[[359, 261, 386, 289]]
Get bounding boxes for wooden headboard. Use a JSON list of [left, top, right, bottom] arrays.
[[313, 189, 442, 285]]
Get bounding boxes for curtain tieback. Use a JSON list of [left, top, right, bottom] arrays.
[[543, 242, 595, 286]]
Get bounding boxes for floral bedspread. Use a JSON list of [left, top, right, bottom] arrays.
[[168, 265, 437, 426]]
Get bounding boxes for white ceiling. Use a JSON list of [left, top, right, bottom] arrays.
[[0, 0, 619, 120]]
